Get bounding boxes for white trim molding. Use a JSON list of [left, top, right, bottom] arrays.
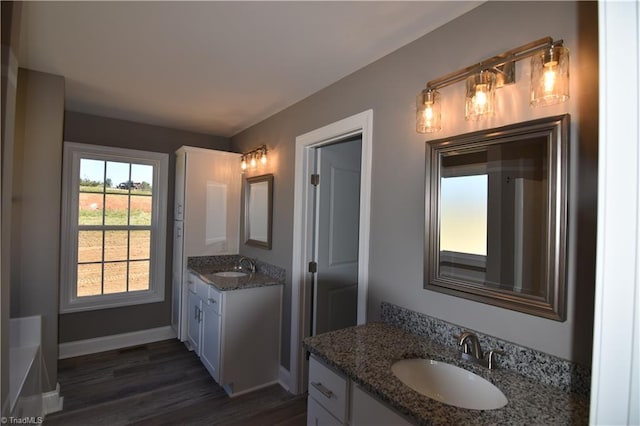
[[60, 142, 169, 313], [42, 383, 64, 415], [58, 326, 177, 359], [278, 366, 291, 392], [290, 109, 373, 394], [590, 1, 640, 425]]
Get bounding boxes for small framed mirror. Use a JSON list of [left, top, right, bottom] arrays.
[[244, 174, 273, 249], [425, 115, 569, 321]]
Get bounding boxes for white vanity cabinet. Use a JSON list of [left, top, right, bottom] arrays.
[[188, 273, 283, 397], [307, 355, 412, 426]]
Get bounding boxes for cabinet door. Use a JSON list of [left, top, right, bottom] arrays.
[[171, 221, 184, 338], [175, 150, 186, 221], [307, 396, 344, 426], [200, 299, 221, 382], [183, 149, 241, 257], [351, 385, 411, 426], [187, 290, 201, 354]]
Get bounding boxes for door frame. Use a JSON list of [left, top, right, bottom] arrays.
[[290, 110, 373, 394]]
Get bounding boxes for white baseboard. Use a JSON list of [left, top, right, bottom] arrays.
[[42, 382, 63, 415], [278, 365, 291, 392], [58, 326, 177, 359]]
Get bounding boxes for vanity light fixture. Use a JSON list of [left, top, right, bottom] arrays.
[[416, 37, 569, 133], [240, 145, 268, 172], [416, 88, 442, 133]]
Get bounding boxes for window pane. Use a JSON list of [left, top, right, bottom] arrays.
[[107, 161, 131, 192], [131, 164, 153, 195], [441, 175, 488, 256], [79, 159, 104, 191], [78, 231, 103, 263], [130, 195, 152, 225], [130, 230, 150, 260], [105, 194, 129, 225], [129, 260, 150, 291], [78, 192, 104, 225], [103, 262, 127, 294], [104, 231, 128, 261], [77, 263, 102, 297]]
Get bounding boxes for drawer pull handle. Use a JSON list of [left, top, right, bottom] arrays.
[[208, 298, 217, 304], [311, 381, 334, 399]]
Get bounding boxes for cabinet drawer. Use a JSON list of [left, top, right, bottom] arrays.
[[309, 355, 348, 423], [307, 396, 344, 426], [207, 287, 222, 315]]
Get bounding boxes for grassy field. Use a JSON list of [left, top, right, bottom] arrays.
[[77, 186, 153, 296]]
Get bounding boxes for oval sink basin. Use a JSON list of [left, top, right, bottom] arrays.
[[391, 359, 507, 410], [213, 271, 248, 278]]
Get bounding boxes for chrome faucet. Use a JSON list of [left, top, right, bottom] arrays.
[[237, 256, 256, 273], [457, 331, 483, 360], [456, 331, 505, 370]]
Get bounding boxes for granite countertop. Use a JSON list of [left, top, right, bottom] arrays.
[[303, 322, 589, 425], [188, 263, 283, 291]]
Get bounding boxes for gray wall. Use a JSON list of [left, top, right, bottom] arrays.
[[12, 68, 65, 391], [233, 1, 598, 368], [1, 1, 22, 414], [59, 111, 231, 342]]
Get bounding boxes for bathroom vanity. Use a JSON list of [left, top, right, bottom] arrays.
[[186, 264, 283, 397], [304, 322, 589, 425]]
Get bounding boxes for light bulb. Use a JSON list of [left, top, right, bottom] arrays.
[[474, 85, 488, 107], [250, 156, 257, 168], [241, 158, 247, 171], [543, 63, 558, 94], [424, 103, 434, 121], [261, 152, 267, 165]]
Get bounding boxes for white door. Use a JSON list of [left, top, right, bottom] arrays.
[[312, 138, 361, 335]]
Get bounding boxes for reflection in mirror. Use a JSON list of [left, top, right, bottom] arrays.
[[425, 115, 569, 320], [245, 174, 273, 249]]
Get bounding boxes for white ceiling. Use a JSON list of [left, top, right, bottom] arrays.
[[19, 1, 481, 137]]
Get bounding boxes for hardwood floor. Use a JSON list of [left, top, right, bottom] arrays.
[[45, 339, 307, 426]]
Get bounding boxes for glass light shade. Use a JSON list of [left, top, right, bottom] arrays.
[[530, 45, 569, 106], [260, 149, 268, 165], [241, 157, 247, 171], [250, 156, 257, 168], [465, 70, 497, 120], [416, 89, 442, 133]]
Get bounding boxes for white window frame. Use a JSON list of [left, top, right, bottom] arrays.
[[60, 142, 168, 313]]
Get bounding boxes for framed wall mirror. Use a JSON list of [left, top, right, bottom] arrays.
[[425, 115, 569, 321], [244, 174, 273, 249]]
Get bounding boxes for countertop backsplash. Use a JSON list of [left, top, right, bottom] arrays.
[[380, 302, 591, 397]]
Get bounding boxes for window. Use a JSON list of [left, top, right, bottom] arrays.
[[60, 142, 168, 313], [440, 174, 488, 256]]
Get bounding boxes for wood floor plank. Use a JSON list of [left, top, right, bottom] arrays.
[[45, 339, 307, 426]]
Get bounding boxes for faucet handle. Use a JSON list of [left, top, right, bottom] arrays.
[[485, 349, 505, 370]]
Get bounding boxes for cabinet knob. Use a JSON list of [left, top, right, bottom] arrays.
[[208, 298, 217, 304]]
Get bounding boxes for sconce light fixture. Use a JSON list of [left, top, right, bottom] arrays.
[[416, 88, 442, 132], [240, 145, 268, 171], [416, 37, 569, 133]]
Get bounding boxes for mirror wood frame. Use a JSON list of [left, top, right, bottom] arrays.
[[244, 173, 273, 249], [424, 115, 569, 321]]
